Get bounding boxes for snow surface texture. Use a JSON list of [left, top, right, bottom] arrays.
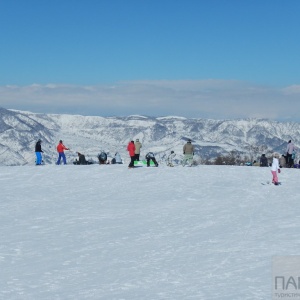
[[1, 164, 299, 299]]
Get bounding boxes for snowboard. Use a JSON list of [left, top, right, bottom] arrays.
[[134, 160, 156, 167]]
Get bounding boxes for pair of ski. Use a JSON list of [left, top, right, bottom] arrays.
[[261, 181, 281, 186]]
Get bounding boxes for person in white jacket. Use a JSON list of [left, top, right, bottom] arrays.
[[167, 151, 176, 167], [286, 140, 296, 167], [271, 152, 281, 185]]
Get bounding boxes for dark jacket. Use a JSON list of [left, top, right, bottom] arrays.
[[78, 154, 87, 165], [260, 155, 268, 167], [35, 142, 43, 152]]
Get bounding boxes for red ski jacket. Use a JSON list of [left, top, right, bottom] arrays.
[[57, 143, 69, 153], [127, 142, 135, 157]]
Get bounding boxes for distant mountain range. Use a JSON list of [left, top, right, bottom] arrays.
[[0, 107, 299, 166]]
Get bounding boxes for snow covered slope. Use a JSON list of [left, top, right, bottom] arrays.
[[0, 107, 299, 165], [1, 164, 299, 299]]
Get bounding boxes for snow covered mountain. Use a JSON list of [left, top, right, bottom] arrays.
[[0, 107, 299, 166]]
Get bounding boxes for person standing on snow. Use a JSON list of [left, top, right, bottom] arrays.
[[35, 139, 43, 165], [167, 151, 176, 167], [56, 140, 70, 165], [127, 140, 135, 168], [134, 138, 142, 161], [182, 139, 195, 166], [271, 152, 281, 185], [259, 154, 268, 167], [286, 140, 296, 168]]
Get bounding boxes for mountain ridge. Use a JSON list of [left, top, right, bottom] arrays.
[[0, 107, 299, 166]]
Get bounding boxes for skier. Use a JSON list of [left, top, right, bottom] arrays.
[[127, 141, 136, 168], [134, 139, 142, 161], [167, 151, 176, 167], [56, 140, 70, 165], [145, 152, 158, 167], [182, 139, 194, 167], [35, 139, 43, 165], [271, 152, 281, 185]]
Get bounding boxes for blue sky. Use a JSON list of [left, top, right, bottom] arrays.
[[1, 0, 300, 120]]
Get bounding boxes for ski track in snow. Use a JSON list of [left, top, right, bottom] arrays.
[[0, 164, 300, 299]]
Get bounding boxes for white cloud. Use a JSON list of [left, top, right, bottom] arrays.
[[282, 85, 300, 95], [0, 80, 299, 121]]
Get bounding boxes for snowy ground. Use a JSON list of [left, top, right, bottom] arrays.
[[1, 164, 300, 299]]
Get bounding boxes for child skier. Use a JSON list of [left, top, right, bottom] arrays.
[[271, 152, 281, 185]]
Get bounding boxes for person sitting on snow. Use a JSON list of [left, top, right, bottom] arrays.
[[73, 152, 88, 165], [167, 151, 176, 167], [97, 152, 107, 164], [145, 152, 158, 167], [111, 152, 122, 164]]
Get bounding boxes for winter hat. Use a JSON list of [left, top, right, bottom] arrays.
[[59, 140, 63, 143], [171, 151, 174, 154], [273, 152, 280, 158]]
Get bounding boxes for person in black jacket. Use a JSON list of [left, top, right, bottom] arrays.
[[35, 139, 44, 165], [259, 154, 268, 167], [35, 139, 43, 165], [73, 152, 88, 165]]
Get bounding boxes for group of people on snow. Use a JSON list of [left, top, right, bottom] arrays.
[[34, 138, 195, 167], [126, 138, 195, 168], [259, 140, 298, 185], [34, 138, 298, 187]]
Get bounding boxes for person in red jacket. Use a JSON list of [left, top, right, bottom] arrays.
[[127, 140, 136, 168], [56, 140, 70, 165]]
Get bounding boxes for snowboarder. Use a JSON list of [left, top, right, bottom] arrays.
[[182, 139, 194, 166], [134, 139, 142, 161], [145, 152, 158, 167], [56, 140, 70, 165], [35, 139, 43, 165], [167, 151, 176, 167], [127, 141, 135, 168], [271, 152, 281, 185]]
